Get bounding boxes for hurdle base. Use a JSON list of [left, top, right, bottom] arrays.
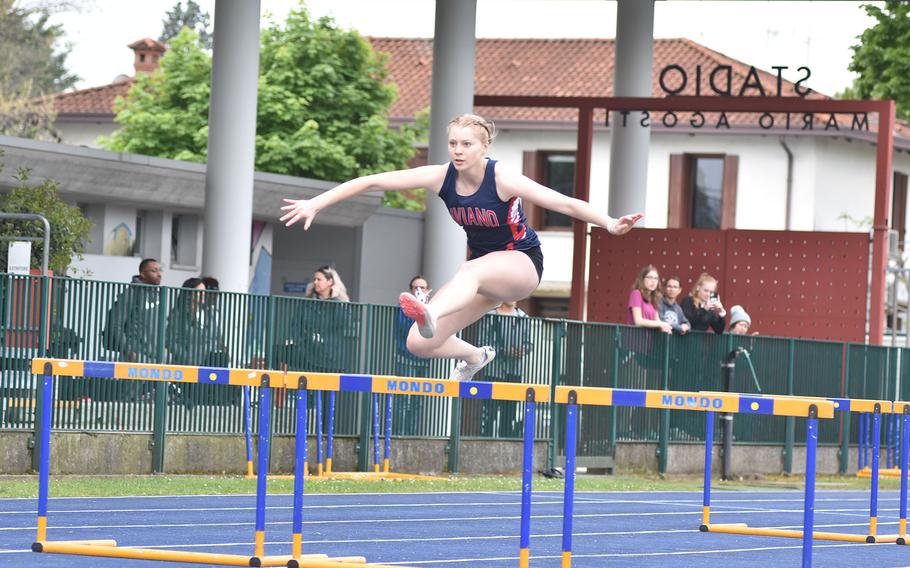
[[311, 471, 447, 481], [857, 467, 902, 479], [33, 539, 117, 552], [701, 523, 886, 543], [896, 534, 910, 545], [34, 540, 293, 566], [287, 556, 366, 567]]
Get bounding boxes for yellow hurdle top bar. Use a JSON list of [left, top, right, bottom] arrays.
[[554, 386, 835, 419], [699, 390, 893, 415], [31, 358, 280, 388], [29, 358, 852, 416]]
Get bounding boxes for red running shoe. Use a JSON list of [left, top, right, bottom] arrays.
[[399, 292, 437, 339]]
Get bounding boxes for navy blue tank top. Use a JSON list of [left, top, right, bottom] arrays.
[[438, 158, 541, 257]]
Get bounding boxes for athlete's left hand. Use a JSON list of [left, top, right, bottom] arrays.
[[280, 198, 319, 230], [611, 213, 643, 235]]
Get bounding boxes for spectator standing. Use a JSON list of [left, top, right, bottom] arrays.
[[281, 266, 351, 372], [393, 276, 432, 436], [627, 265, 672, 334], [166, 277, 227, 366], [483, 300, 533, 437], [659, 276, 690, 335], [729, 305, 756, 335], [102, 258, 163, 400], [165, 277, 229, 406], [680, 273, 726, 334], [395, 276, 432, 377]]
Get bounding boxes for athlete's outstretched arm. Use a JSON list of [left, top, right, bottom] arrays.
[[280, 165, 447, 229], [496, 168, 642, 234]]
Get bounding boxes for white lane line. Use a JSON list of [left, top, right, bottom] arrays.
[[1, 493, 900, 515], [0, 501, 557, 516], [109, 528, 699, 551], [9, 495, 884, 516], [375, 541, 900, 565], [2, 506, 893, 533]]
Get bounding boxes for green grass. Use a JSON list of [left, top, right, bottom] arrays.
[[0, 472, 901, 499]]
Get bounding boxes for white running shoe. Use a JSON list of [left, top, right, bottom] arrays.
[[399, 292, 436, 339], [450, 346, 496, 382]]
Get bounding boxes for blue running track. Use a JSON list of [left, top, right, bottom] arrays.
[[3, 490, 910, 567]]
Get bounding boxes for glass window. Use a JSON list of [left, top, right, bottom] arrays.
[[691, 157, 724, 229], [131, 210, 146, 257], [543, 154, 575, 228], [170, 214, 199, 267]]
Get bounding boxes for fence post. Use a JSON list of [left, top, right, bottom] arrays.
[[839, 344, 851, 474], [610, 328, 620, 455], [31, 274, 51, 472], [547, 320, 565, 472], [357, 305, 372, 471], [264, 296, 277, 474], [783, 338, 795, 475], [152, 286, 169, 473], [721, 348, 745, 481], [658, 332, 670, 475]]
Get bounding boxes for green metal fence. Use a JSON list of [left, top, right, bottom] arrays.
[[2, 274, 907, 473]]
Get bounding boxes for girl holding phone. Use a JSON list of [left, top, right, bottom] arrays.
[[680, 273, 726, 334]]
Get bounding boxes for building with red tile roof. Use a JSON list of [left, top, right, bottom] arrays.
[[36, 36, 910, 315]]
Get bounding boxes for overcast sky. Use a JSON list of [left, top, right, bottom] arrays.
[[50, 0, 882, 97]]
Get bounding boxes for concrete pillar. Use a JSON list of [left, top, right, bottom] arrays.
[[422, 0, 477, 289], [202, 0, 261, 292], [607, 0, 654, 219]]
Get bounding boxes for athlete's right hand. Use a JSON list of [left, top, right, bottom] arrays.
[[280, 198, 318, 230]]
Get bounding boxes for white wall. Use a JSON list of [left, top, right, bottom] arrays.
[[56, 122, 115, 148], [69, 253, 200, 286], [357, 207, 424, 305], [271, 223, 359, 299]]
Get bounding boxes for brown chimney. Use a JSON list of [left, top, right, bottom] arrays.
[[128, 38, 167, 76]]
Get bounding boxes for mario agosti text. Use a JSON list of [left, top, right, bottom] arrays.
[[607, 64, 871, 132]]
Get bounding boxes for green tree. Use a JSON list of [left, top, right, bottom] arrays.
[[0, 81, 59, 141], [845, 1, 910, 121], [101, 6, 425, 209], [0, 0, 78, 97], [0, 151, 92, 274], [159, 0, 212, 50]]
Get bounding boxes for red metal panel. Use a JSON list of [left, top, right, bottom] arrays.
[[475, 94, 892, 343], [588, 228, 868, 342]]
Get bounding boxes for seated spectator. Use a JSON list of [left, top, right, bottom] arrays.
[[681, 273, 726, 334], [659, 276, 690, 334], [729, 305, 757, 335], [627, 265, 672, 334]]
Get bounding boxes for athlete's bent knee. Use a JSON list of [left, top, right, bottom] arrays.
[[406, 333, 436, 358]]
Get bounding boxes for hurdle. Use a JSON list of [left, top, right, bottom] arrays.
[[285, 370, 550, 568], [700, 396, 909, 545], [554, 385, 835, 568], [29, 358, 406, 568], [313, 390, 445, 480], [858, 409, 904, 479], [244, 385, 442, 481]]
